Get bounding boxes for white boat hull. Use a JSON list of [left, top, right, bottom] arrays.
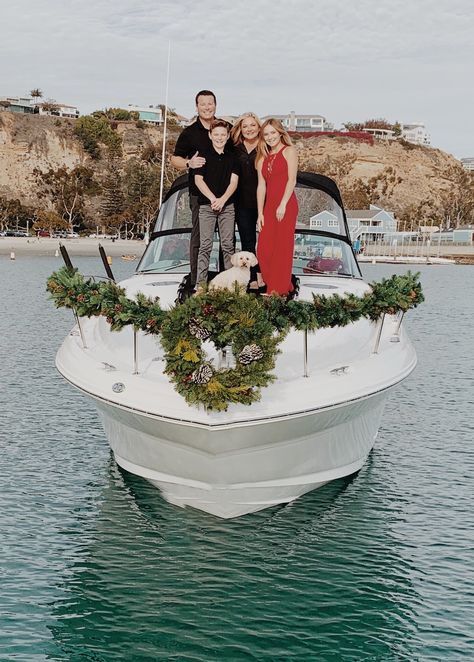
[[56, 273, 416, 519], [93, 389, 388, 518]]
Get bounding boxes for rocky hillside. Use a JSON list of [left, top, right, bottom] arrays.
[[294, 135, 470, 227], [0, 111, 470, 229]]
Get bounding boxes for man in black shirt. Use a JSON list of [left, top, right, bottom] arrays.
[[171, 90, 217, 286]]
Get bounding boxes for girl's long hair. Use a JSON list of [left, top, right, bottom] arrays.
[[230, 112, 262, 145], [256, 118, 293, 165]]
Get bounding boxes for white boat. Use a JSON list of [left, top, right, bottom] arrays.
[[55, 173, 417, 518]]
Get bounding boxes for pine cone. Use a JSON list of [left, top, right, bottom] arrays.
[[239, 344, 264, 365], [189, 317, 210, 341], [191, 364, 213, 384]]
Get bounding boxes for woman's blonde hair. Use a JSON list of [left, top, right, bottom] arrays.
[[230, 112, 262, 145], [256, 118, 293, 165]]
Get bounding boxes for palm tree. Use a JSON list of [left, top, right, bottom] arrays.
[[30, 88, 43, 108]]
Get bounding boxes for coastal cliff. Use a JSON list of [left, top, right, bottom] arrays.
[[0, 111, 469, 229]]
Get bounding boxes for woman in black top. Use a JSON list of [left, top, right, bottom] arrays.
[[231, 113, 266, 292], [231, 112, 261, 254]]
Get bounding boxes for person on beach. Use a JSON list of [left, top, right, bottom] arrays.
[[171, 90, 219, 287], [194, 120, 239, 291], [256, 118, 299, 296], [231, 112, 266, 293]]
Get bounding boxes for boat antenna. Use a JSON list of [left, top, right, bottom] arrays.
[[159, 41, 171, 210]]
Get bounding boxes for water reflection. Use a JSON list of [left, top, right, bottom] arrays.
[[48, 455, 418, 661]]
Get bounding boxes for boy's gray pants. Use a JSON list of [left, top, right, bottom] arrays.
[[196, 204, 235, 286]]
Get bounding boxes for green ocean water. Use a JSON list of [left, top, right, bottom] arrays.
[[1, 256, 473, 661]]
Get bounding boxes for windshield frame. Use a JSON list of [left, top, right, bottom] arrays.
[[137, 228, 362, 277], [137, 171, 360, 276]]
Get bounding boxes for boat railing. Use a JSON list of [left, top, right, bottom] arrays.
[[71, 313, 404, 378]]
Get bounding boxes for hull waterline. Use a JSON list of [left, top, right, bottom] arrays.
[[91, 387, 390, 518]]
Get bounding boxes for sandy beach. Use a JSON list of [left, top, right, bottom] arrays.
[[0, 237, 146, 259], [1, 236, 473, 263]]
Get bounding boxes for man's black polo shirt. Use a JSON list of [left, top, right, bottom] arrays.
[[194, 148, 240, 207], [173, 118, 213, 197], [234, 142, 258, 209]]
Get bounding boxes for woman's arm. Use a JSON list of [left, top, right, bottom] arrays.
[[256, 160, 266, 230], [276, 146, 298, 221]]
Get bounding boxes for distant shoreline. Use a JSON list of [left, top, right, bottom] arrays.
[[1, 236, 473, 264], [0, 237, 146, 258]]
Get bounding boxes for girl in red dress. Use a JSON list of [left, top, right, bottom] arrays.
[[256, 119, 299, 296]]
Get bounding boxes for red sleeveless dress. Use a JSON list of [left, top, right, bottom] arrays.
[[257, 147, 299, 295]]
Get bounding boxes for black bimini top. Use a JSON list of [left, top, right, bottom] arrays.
[[157, 169, 353, 248], [163, 171, 345, 210]]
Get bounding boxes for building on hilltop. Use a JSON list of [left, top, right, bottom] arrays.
[[461, 157, 474, 172], [0, 95, 80, 118], [127, 104, 163, 124], [262, 111, 333, 133], [362, 127, 396, 141], [126, 105, 189, 127], [401, 122, 430, 146], [37, 102, 80, 118], [359, 122, 431, 146], [0, 95, 36, 114]]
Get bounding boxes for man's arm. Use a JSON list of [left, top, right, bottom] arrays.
[[171, 151, 206, 171], [171, 127, 206, 170]]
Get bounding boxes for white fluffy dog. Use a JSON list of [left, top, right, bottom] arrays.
[[209, 251, 258, 291]]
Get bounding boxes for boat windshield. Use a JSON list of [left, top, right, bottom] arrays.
[[138, 228, 359, 277], [138, 178, 360, 277], [150, 183, 349, 238]]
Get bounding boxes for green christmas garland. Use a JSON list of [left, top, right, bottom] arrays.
[[160, 289, 284, 410], [47, 268, 424, 411]]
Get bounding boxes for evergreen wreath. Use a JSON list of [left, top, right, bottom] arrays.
[[47, 268, 424, 411], [159, 288, 284, 411]]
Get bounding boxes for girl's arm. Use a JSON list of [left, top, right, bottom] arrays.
[[256, 159, 266, 230], [194, 175, 216, 205], [276, 146, 298, 221]]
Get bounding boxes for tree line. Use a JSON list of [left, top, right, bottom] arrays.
[[0, 102, 181, 236], [1, 104, 473, 235]]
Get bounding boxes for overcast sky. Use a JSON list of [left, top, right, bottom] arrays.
[[2, 0, 473, 158]]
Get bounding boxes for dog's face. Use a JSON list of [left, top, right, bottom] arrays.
[[230, 251, 258, 269]]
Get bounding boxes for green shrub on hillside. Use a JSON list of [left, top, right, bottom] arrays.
[[74, 115, 122, 159], [92, 108, 139, 121]]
